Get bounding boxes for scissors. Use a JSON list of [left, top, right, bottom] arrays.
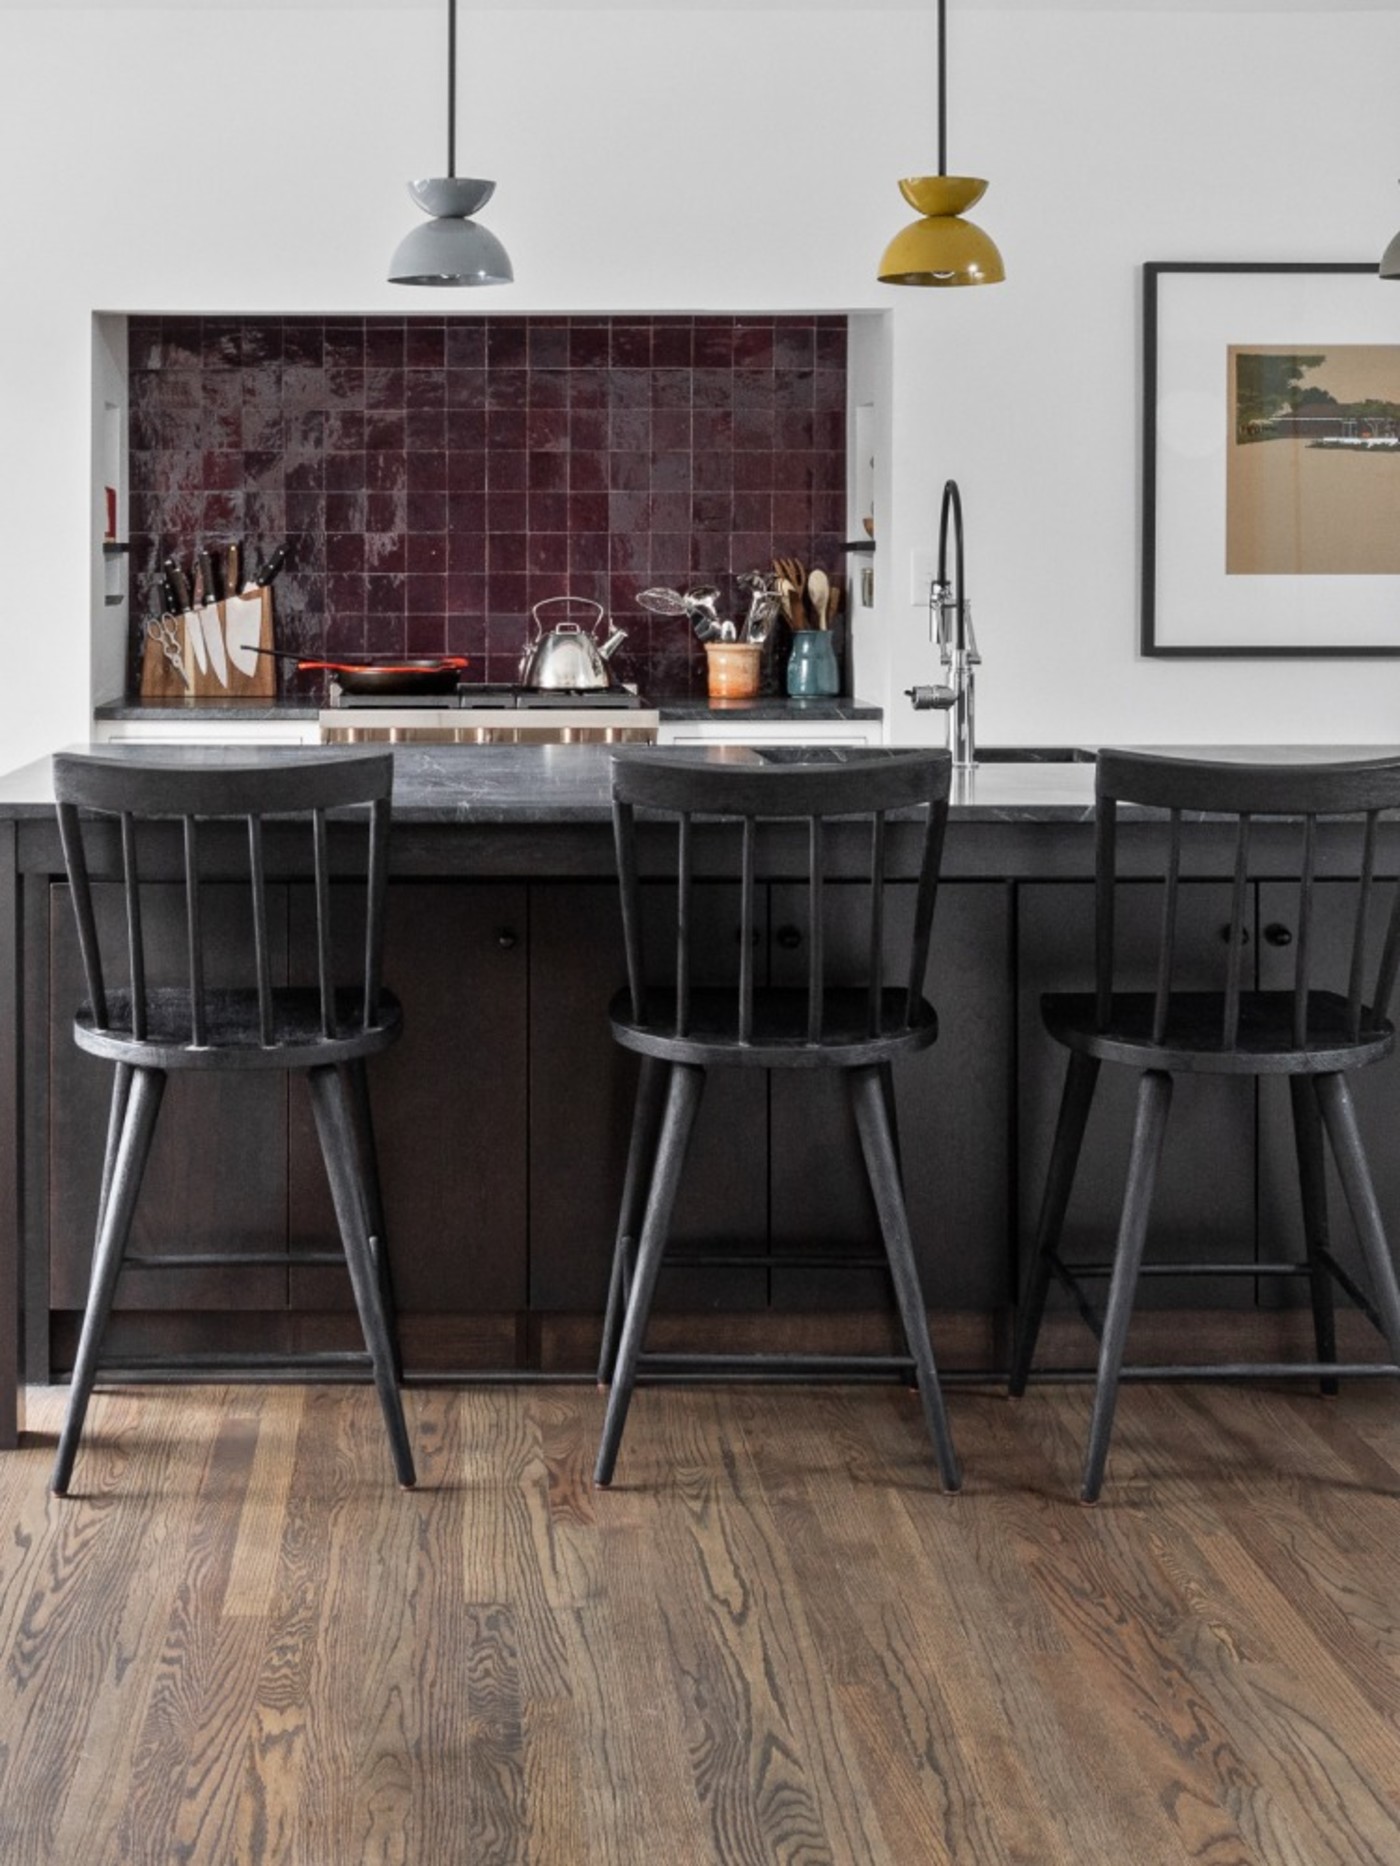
[[144, 614, 190, 689]]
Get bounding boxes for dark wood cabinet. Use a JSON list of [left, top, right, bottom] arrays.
[[1016, 882, 1258, 1309], [528, 881, 768, 1315], [287, 881, 529, 1317], [48, 881, 289, 1314], [1255, 881, 1400, 1306], [40, 851, 1392, 1378], [768, 882, 1013, 1311]]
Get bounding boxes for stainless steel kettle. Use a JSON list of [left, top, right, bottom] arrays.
[[517, 597, 628, 691]]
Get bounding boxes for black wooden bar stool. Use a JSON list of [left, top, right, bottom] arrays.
[[593, 746, 961, 1492], [50, 749, 415, 1494], [1010, 749, 1400, 1501]]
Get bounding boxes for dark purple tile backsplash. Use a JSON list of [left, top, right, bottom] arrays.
[[126, 315, 848, 697]]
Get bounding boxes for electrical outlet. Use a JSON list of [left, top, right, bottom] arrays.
[[910, 547, 936, 606]]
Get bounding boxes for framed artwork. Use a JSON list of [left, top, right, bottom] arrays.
[[1142, 261, 1400, 657]]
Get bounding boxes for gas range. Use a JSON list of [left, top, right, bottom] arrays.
[[319, 682, 659, 744]]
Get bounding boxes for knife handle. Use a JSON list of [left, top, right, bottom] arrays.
[[225, 542, 241, 596], [164, 556, 192, 611], [255, 543, 287, 587], [197, 549, 219, 605]]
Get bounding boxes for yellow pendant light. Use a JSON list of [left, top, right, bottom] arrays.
[[878, 0, 1004, 288]]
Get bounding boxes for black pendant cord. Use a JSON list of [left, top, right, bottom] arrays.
[[447, 0, 457, 178], [937, 0, 947, 177]]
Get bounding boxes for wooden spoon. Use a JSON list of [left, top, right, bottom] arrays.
[[776, 577, 806, 629], [807, 567, 830, 631]]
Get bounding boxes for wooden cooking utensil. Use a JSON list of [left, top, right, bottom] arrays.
[[807, 567, 830, 630]]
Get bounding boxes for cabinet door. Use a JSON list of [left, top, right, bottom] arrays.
[[1256, 881, 1399, 1309], [1017, 882, 1257, 1309], [49, 881, 289, 1312], [768, 882, 1013, 1311], [287, 882, 528, 1314], [528, 880, 768, 1313]]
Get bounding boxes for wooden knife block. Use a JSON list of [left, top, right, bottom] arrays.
[[139, 589, 276, 700]]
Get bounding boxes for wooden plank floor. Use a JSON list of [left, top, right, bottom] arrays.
[[0, 1379, 1397, 1864]]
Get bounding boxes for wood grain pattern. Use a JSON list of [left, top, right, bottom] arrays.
[[0, 1379, 1397, 1863]]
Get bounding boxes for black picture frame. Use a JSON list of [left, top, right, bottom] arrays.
[[1141, 260, 1400, 658]]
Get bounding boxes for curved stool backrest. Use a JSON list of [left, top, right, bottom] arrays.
[[610, 747, 953, 1046], [1094, 749, 1400, 1048], [53, 750, 394, 1051]]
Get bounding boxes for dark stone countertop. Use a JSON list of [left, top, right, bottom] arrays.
[[7, 743, 1400, 827], [92, 694, 884, 723], [0, 743, 1092, 823]]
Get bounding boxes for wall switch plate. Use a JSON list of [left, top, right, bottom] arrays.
[[910, 547, 936, 606]]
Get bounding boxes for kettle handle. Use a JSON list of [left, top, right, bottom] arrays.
[[532, 595, 605, 638]]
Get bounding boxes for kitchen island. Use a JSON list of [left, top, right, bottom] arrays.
[[1, 741, 1396, 1449]]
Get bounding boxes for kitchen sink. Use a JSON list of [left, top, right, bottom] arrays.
[[976, 746, 1097, 763]]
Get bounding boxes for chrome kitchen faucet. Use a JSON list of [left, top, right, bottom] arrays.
[[907, 478, 979, 770]]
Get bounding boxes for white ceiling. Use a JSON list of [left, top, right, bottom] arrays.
[[0, 0, 1395, 12]]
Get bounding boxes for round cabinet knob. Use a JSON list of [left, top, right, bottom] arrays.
[[1218, 924, 1251, 945], [495, 928, 518, 951], [1263, 923, 1294, 947], [775, 925, 803, 951]]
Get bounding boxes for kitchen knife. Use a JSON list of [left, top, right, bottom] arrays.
[[222, 594, 263, 677], [254, 544, 287, 587], [199, 604, 229, 686], [197, 548, 219, 605], [164, 556, 192, 613]]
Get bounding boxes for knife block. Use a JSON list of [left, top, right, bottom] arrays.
[[139, 588, 276, 700]]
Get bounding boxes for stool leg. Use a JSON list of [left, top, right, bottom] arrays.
[[598, 1056, 666, 1387], [342, 1058, 401, 1381], [308, 1067, 416, 1488], [849, 1064, 961, 1494], [52, 1066, 165, 1496], [1081, 1068, 1172, 1504], [878, 1060, 905, 1188], [1010, 1050, 1101, 1396], [94, 1062, 134, 1245], [594, 1063, 705, 1488], [1290, 1075, 1338, 1396], [1315, 1072, 1400, 1369]]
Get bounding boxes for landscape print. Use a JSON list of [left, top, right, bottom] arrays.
[[1227, 343, 1400, 575]]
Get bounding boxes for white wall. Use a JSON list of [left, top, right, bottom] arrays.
[[1, 5, 1398, 764]]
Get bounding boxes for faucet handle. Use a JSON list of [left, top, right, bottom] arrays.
[[961, 598, 981, 665]]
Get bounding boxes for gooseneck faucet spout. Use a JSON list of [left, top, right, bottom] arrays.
[[906, 478, 980, 769]]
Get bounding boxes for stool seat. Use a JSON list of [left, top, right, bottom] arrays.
[[610, 986, 938, 1069], [1043, 989, 1394, 1075], [75, 986, 403, 1071]]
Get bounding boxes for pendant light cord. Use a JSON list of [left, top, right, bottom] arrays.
[[447, 0, 457, 178], [937, 0, 947, 177]]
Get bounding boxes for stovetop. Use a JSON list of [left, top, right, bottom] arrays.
[[329, 682, 649, 711]]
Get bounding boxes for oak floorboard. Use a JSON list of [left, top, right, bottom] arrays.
[[0, 1380, 1397, 1863]]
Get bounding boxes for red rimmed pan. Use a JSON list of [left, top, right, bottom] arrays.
[[245, 647, 469, 695]]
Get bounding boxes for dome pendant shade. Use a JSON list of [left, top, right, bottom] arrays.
[[388, 185, 513, 287], [1382, 198, 1400, 279], [878, 175, 1004, 287]]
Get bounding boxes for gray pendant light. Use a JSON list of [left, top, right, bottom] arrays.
[[1382, 195, 1400, 279], [388, 0, 512, 287]]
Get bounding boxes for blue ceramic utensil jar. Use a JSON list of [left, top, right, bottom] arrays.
[[785, 631, 839, 698]]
